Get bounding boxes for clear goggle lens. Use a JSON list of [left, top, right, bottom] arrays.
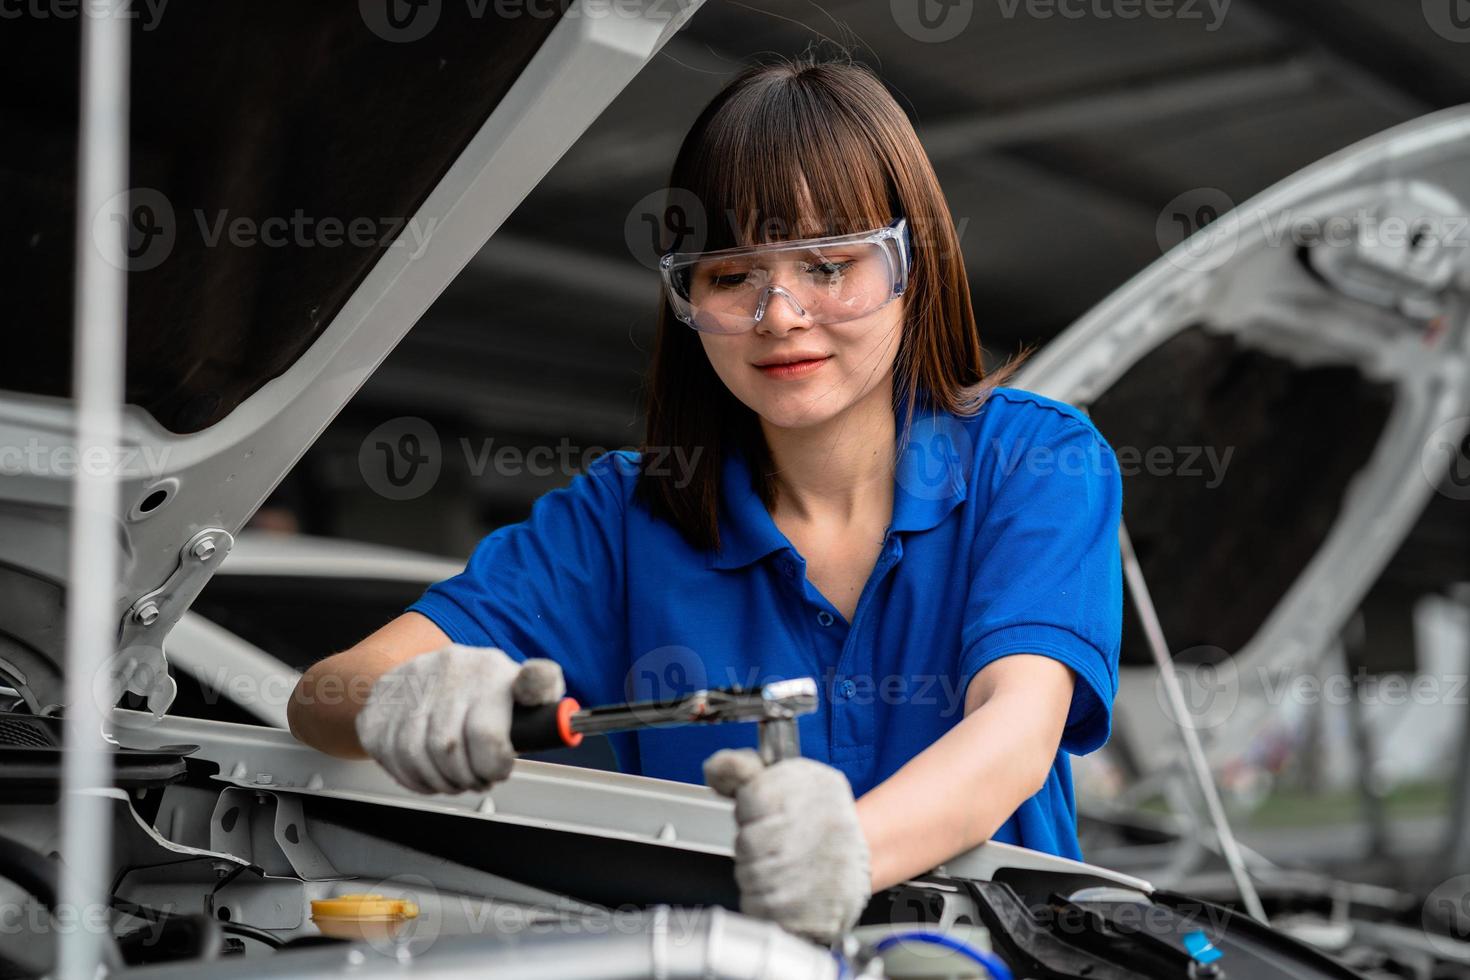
[[660, 219, 909, 334]]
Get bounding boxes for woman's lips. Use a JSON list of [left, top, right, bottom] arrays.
[[754, 356, 831, 380]]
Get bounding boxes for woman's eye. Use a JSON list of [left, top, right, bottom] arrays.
[[710, 272, 748, 288], [808, 260, 853, 278]]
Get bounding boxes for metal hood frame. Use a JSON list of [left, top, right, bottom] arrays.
[[1016, 106, 1470, 765], [0, 0, 702, 716], [107, 707, 1156, 893]]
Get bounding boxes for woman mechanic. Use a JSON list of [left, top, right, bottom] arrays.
[[289, 56, 1123, 945]]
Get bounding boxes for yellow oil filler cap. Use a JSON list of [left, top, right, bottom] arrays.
[[310, 893, 419, 942]]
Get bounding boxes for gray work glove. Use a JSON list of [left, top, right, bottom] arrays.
[[704, 750, 872, 945], [355, 643, 565, 795]]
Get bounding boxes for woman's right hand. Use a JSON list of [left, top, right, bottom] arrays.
[[353, 643, 566, 794]]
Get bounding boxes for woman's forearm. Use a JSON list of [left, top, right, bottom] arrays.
[[855, 654, 1075, 892], [287, 611, 452, 758]]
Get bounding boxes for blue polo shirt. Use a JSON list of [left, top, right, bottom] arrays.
[[405, 387, 1122, 860]]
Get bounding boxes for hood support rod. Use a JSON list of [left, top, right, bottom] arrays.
[[1119, 521, 1269, 924], [58, 4, 132, 978]]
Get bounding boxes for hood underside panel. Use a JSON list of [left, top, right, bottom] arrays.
[[1093, 324, 1395, 666], [1, 5, 563, 433]]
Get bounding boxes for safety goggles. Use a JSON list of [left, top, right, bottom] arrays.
[[658, 217, 911, 334]]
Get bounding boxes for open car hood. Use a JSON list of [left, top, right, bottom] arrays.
[[0, 2, 700, 716], [1015, 105, 1470, 768]]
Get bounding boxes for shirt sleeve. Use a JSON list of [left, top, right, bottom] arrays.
[[958, 415, 1123, 755], [404, 450, 633, 708]]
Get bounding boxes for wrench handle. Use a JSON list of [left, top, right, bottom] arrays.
[[509, 697, 583, 753]]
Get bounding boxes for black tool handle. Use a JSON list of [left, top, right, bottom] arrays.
[[509, 697, 581, 753]]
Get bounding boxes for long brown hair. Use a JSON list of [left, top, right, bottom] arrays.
[[635, 54, 1023, 553]]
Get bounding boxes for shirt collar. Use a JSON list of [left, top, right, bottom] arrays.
[[707, 446, 790, 570], [706, 390, 969, 570]]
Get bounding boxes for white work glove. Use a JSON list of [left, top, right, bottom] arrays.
[[704, 750, 872, 945], [355, 643, 565, 795]]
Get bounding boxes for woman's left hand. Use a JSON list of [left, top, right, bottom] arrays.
[[704, 749, 871, 944]]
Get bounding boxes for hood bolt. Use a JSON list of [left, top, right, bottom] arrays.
[[192, 539, 216, 561], [134, 602, 160, 626]]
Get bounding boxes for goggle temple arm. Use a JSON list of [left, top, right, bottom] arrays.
[[892, 216, 912, 297]]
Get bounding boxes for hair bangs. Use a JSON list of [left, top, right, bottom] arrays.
[[689, 78, 896, 254]]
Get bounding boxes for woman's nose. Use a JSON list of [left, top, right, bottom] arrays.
[[752, 285, 809, 336]]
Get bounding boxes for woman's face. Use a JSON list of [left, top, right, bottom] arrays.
[[697, 280, 904, 432]]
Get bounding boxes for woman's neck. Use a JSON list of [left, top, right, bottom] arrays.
[[760, 379, 896, 525]]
